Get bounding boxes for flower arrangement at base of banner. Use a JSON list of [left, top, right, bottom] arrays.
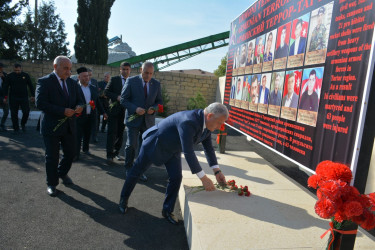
[[216, 123, 227, 145], [53, 100, 96, 132], [190, 179, 251, 197], [127, 104, 164, 122], [307, 160, 375, 250]]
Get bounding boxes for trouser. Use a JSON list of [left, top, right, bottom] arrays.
[[0, 101, 9, 126], [76, 114, 93, 157], [106, 111, 125, 158], [124, 122, 147, 170], [120, 145, 182, 213], [43, 132, 76, 186], [9, 97, 30, 130], [90, 110, 98, 141]]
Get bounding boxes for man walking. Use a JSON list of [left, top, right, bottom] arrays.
[[121, 61, 163, 181], [97, 72, 110, 132], [0, 63, 9, 131], [35, 56, 83, 196], [75, 67, 106, 161], [3, 63, 35, 132], [119, 103, 228, 225], [105, 62, 130, 162]]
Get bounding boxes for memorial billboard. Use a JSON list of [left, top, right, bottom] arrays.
[[224, 0, 375, 177]]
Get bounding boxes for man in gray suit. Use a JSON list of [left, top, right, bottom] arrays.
[[282, 73, 299, 108], [121, 62, 163, 181]]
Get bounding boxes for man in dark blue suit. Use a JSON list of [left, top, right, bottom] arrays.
[[75, 67, 107, 161], [105, 62, 131, 162], [119, 103, 228, 224], [258, 75, 269, 104], [289, 19, 307, 56], [35, 56, 84, 196], [121, 62, 163, 181]]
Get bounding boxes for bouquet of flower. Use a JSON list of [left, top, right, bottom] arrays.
[[307, 161, 375, 249], [191, 179, 251, 197], [53, 100, 96, 132], [127, 104, 164, 122]]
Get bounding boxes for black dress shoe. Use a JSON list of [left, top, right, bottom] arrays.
[[119, 197, 128, 214], [139, 174, 148, 182], [47, 186, 58, 197], [21, 125, 26, 132], [162, 210, 179, 225], [60, 175, 73, 185], [107, 157, 114, 164]]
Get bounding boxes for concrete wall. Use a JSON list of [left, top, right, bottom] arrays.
[[0, 60, 218, 114]]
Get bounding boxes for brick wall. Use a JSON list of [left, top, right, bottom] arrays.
[[0, 60, 218, 114]]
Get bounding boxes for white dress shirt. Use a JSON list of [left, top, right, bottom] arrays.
[[80, 83, 92, 114]]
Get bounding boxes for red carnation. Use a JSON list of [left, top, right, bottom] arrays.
[[343, 201, 363, 217], [238, 190, 244, 196], [158, 104, 164, 113], [315, 198, 336, 219], [245, 191, 251, 197], [89, 100, 96, 110], [307, 175, 319, 189], [360, 210, 375, 230]]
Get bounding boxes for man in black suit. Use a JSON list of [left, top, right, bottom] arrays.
[[75, 67, 106, 161], [35, 56, 84, 196], [105, 61, 131, 162], [3, 63, 35, 133], [289, 19, 307, 56], [97, 72, 110, 132], [0, 62, 9, 131]]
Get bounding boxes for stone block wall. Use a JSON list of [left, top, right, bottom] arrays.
[[0, 60, 218, 114]]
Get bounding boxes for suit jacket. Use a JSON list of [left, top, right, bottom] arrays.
[[35, 72, 84, 136], [141, 109, 217, 174], [289, 37, 306, 56], [121, 75, 162, 128], [104, 76, 124, 116], [0, 71, 7, 99], [282, 92, 299, 108], [77, 83, 105, 117], [258, 87, 269, 104]]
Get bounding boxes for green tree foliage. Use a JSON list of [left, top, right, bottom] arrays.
[[22, 1, 70, 60], [187, 92, 207, 110], [214, 55, 227, 77], [74, 0, 115, 65], [0, 0, 28, 59]]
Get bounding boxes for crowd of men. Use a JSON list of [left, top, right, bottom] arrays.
[[0, 56, 229, 225]]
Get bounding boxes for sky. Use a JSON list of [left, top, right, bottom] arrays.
[[20, 0, 255, 72]]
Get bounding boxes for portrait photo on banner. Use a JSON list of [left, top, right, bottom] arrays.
[[249, 74, 261, 111], [281, 69, 302, 121], [235, 76, 244, 108], [258, 72, 272, 114], [253, 34, 265, 73], [274, 22, 291, 70], [268, 71, 285, 118], [287, 13, 311, 68], [233, 45, 240, 76], [305, 1, 334, 65], [245, 38, 256, 74], [229, 76, 237, 106], [241, 75, 252, 110], [297, 67, 324, 127], [262, 28, 277, 72]]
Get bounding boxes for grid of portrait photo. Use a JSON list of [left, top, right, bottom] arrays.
[[229, 2, 333, 127]]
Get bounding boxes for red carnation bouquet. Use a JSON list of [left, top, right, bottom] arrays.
[[127, 104, 163, 122], [53, 100, 96, 132], [307, 161, 375, 249]]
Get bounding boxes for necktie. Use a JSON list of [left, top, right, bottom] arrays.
[[144, 82, 148, 98], [200, 128, 209, 142], [61, 79, 69, 100]]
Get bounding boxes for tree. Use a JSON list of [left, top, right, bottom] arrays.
[[21, 1, 70, 61], [214, 55, 227, 77], [187, 92, 207, 110], [74, 0, 115, 65], [0, 0, 28, 59]]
